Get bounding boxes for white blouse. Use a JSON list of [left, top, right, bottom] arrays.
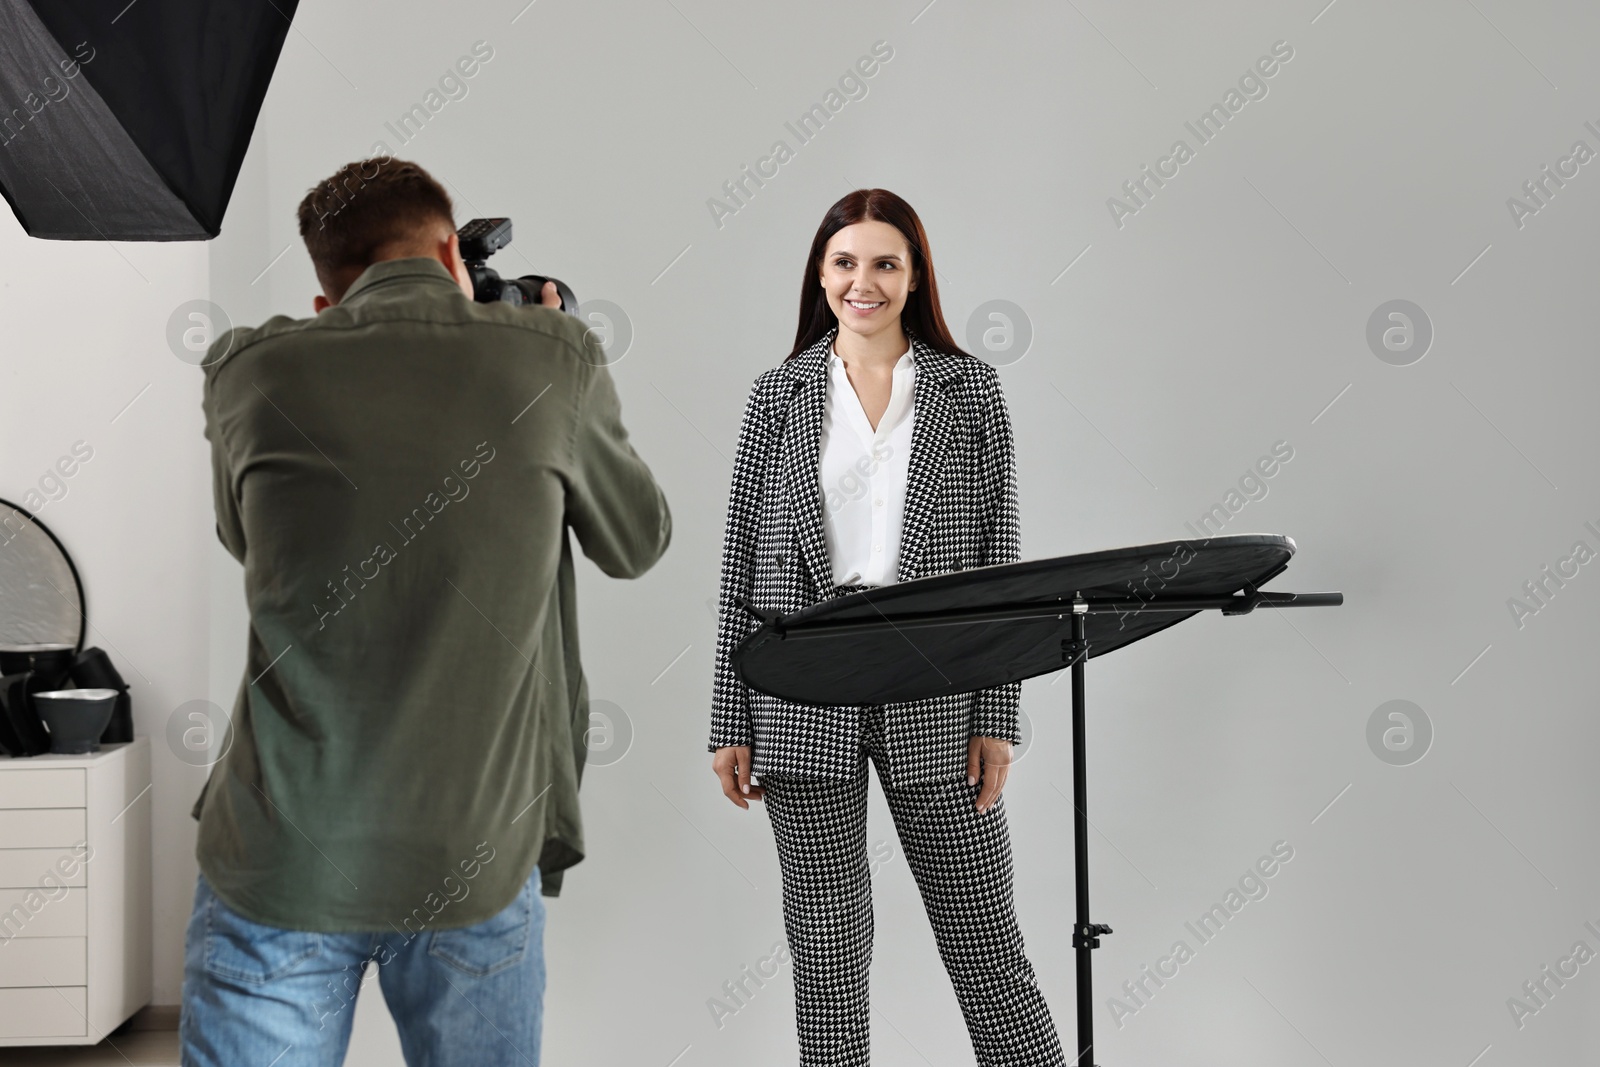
[[818, 342, 916, 588]]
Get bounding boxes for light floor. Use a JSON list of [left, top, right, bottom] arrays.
[[0, 1032, 179, 1066]]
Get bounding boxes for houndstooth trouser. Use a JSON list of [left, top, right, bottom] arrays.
[[760, 703, 1067, 1066]]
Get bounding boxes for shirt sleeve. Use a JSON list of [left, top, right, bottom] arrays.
[[564, 351, 672, 580], [203, 358, 248, 563], [969, 367, 1022, 742], [708, 380, 770, 751]]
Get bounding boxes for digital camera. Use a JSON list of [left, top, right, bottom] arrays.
[[457, 217, 578, 315]]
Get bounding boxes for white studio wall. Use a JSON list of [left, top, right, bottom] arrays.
[[5, 0, 1596, 1063], [0, 223, 210, 1006]]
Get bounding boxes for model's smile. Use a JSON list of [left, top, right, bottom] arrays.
[[845, 298, 885, 314]]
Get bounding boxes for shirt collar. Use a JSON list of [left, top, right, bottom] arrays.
[[828, 339, 916, 372], [788, 326, 966, 387], [339, 257, 463, 304]]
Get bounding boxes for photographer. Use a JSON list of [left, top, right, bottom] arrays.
[[181, 158, 670, 1067]]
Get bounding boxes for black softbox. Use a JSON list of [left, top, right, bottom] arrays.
[[0, 0, 299, 240]]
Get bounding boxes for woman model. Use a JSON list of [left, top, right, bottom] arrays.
[[709, 188, 1066, 1066]]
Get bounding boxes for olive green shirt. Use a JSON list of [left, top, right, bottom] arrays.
[[194, 257, 670, 931]]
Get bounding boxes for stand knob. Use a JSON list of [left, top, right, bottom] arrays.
[[1060, 638, 1091, 665], [1072, 922, 1113, 949]]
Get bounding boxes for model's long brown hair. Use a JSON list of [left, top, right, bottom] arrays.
[[786, 189, 970, 360]]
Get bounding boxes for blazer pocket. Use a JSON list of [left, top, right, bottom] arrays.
[[426, 879, 533, 978]]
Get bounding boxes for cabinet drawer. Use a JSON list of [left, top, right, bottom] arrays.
[[0, 770, 83, 809], [0, 849, 87, 889], [0, 887, 85, 940], [0, 810, 84, 849], [0, 985, 86, 1038], [0, 937, 85, 987]]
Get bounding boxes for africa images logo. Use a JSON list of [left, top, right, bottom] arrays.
[[312, 442, 496, 630]]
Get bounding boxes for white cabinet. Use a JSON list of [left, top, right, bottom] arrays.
[[0, 738, 151, 1045]]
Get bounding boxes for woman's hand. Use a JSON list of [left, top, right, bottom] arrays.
[[967, 735, 1012, 814], [713, 746, 765, 809]]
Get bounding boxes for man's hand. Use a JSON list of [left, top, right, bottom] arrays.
[[539, 279, 562, 308], [713, 746, 764, 809], [967, 735, 1013, 814]]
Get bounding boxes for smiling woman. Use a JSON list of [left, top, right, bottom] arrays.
[[708, 188, 1067, 1066]]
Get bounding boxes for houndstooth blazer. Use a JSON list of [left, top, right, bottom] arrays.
[[708, 327, 1022, 788]]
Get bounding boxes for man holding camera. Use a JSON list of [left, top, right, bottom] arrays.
[[182, 157, 670, 1066]]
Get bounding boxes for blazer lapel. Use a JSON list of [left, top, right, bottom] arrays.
[[896, 339, 963, 582], [781, 337, 834, 598]]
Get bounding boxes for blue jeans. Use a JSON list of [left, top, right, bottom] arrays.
[[180, 868, 545, 1067]]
